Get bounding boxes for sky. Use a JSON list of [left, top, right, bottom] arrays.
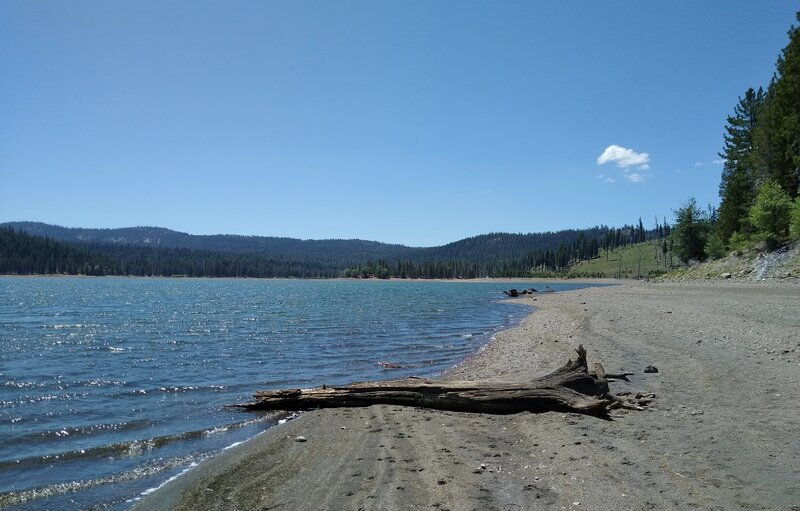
[[1, 1, 798, 247]]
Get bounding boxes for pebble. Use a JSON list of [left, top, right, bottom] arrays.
[[295, 435, 307, 442]]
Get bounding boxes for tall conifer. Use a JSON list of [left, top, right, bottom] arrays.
[[753, 13, 800, 197], [717, 88, 764, 243]]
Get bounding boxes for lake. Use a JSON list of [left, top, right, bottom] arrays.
[[0, 277, 593, 509]]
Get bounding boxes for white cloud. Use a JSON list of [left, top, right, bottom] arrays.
[[597, 145, 651, 169], [605, 176, 616, 183], [694, 161, 704, 167], [712, 159, 724, 165], [626, 173, 645, 183]]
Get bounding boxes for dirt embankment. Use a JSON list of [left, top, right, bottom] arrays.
[[667, 240, 800, 282]]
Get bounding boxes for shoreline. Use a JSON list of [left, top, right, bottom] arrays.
[[0, 273, 621, 285], [134, 280, 800, 510]]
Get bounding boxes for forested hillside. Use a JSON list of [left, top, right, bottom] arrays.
[[0, 220, 667, 279], [0, 228, 341, 278], [0, 228, 118, 276], [2, 222, 416, 263]]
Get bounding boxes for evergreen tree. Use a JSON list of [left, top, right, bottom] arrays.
[[637, 218, 645, 242], [717, 163, 756, 244], [716, 88, 764, 244], [749, 180, 793, 248], [705, 233, 727, 260], [670, 198, 709, 263], [752, 13, 800, 198], [790, 197, 800, 240]]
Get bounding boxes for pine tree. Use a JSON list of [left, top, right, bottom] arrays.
[[749, 180, 793, 248], [790, 197, 800, 240], [753, 13, 800, 198], [716, 88, 764, 244], [671, 198, 709, 263], [637, 217, 645, 242]]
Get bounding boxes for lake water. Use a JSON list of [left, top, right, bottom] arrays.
[[0, 277, 593, 509]]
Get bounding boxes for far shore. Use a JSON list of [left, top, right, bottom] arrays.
[[134, 279, 800, 510], [0, 274, 622, 285]]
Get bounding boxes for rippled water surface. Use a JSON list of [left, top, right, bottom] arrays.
[[0, 277, 593, 509]]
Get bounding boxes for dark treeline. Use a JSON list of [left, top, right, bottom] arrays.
[[92, 244, 339, 278], [0, 228, 118, 276], [1, 221, 670, 279], [0, 222, 655, 267], [345, 220, 670, 279], [0, 228, 340, 278], [1, 222, 416, 266]]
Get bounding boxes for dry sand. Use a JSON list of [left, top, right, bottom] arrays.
[[134, 280, 800, 511]]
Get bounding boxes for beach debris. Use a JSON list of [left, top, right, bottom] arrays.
[[233, 346, 654, 417], [644, 365, 659, 373], [377, 361, 403, 369], [294, 435, 307, 442], [502, 288, 537, 297], [597, 365, 635, 382]]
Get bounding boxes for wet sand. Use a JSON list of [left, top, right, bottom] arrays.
[[134, 280, 800, 510]]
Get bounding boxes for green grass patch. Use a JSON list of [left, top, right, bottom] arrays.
[[568, 241, 680, 279]]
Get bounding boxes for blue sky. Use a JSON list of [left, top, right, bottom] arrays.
[[1, 1, 797, 246]]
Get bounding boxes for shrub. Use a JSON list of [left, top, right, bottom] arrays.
[[728, 232, 751, 254], [705, 233, 727, 260]]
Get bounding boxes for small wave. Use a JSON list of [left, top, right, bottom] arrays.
[[2, 392, 90, 406], [82, 378, 127, 387], [1, 420, 151, 448], [0, 416, 272, 472], [47, 323, 97, 330], [203, 425, 229, 436], [3, 380, 49, 389], [155, 384, 227, 394], [136, 461, 198, 498], [277, 412, 301, 425], [0, 453, 210, 509]]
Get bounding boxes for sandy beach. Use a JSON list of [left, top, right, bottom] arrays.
[[134, 280, 800, 510]]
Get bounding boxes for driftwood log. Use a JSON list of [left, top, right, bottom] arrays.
[[234, 346, 651, 417]]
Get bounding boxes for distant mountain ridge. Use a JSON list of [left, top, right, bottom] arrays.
[[2, 221, 664, 278], [1, 222, 415, 263], [2, 221, 612, 264]]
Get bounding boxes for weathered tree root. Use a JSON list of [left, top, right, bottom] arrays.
[[233, 346, 651, 418]]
